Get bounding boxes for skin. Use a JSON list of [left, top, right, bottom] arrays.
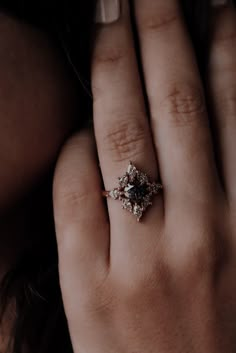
[[0, 13, 80, 351], [0, 13, 79, 213], [0, 13, 78, 276], [53, 1, 236, 353]]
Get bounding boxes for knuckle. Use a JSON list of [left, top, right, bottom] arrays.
[[82, 279, 115, 316], [138, 9, 178, 33], [58, 185, 94, 210], [93, 45, 127, 68], [102, 117, 147, 162], [55, 182, 102, 230], [67, 276, 114, 322], [160, 83, 206, 127], [118, 259, 172, 304], [176, 231, 222, 283]]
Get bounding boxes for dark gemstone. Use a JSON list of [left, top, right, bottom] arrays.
[[125, 184, 149, 202]]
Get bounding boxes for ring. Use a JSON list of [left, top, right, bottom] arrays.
[[102, 161, 163, 222]]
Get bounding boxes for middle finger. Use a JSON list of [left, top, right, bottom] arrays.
[[135, 0, 221, 209]]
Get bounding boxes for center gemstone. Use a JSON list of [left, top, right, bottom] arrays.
[[124, 183, 149, 202]]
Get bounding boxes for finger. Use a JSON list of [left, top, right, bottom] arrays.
[[134, 0, 220, 207], [53, 130, 109, 310], [208, 2, 236, 203], [92, 0, 162, 231]]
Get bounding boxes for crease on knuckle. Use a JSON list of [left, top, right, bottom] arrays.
[[93, 45, 127, 67], [139, 10, 179, 33], [58, 184, 99, 210], [103, 118, 147, 162], [160, 83, 206, 127]]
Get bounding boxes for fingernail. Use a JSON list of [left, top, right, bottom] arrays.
[[95, 0, 121, 24], [211, 0, 234, 7]]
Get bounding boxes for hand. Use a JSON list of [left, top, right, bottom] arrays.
[[53, 1, 236, 352]]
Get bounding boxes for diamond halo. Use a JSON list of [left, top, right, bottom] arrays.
[[103, 161, 163, 222]]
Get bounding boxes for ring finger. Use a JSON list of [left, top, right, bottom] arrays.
[[92, 0, 163, 250]]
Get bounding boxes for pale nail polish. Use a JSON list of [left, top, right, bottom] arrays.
[[95, 0, 121, 24]]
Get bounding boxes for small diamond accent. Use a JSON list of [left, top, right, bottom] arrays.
[[109, 189, 120, 200], [133, 205, 143, 221], [127, 163, 137, 175], [119, 174, 129, 187], [122, 199, 133, 212]]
